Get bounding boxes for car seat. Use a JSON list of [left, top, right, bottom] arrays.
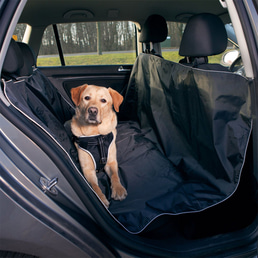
[[139, 14, 168, 57], [179, 13, 229, 71]]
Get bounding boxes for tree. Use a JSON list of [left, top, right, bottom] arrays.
[[38, 21, 184, 55]]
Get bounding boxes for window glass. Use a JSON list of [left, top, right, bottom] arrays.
[[38, 25, 61, 66], [13, 23, 28, 41], [38, 21, 136, 66], [161, 21, 185, 62]]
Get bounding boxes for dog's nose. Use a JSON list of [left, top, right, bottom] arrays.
[[88, 107, 98, 116]]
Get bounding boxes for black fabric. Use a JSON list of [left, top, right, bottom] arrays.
[[135, 54, 251, 185], [179, 57, 229, 71], [28, 68, 74, 123], [107, 54, 252, 233], [193, 62, 229, 71], [139, 14, 168, 43], [3, 70, 78, 164], [75, 132, 114, 171], [3, 40, 76, 161], [179, 13, 227, 57]]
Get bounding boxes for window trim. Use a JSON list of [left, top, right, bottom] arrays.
[[53, 24, 65, 66]]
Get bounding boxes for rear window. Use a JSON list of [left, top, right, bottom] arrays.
[[38, 21, 137, 66], [38, 21, 187, 66], [14, 21, 235, 67]]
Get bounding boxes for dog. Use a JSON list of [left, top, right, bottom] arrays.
[[70, 84, 127, 207]]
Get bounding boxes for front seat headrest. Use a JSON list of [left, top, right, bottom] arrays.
[[179, 13, 227, 57], [139, 14, 168, 43]]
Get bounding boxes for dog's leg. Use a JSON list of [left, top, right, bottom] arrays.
[[105, 142, 127, 201], [78, 149, 110, 207], [85, 170, 110, 207], [105, 161, 127, 201]]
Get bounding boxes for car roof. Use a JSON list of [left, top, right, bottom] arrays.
[[19, 0, 230, 27]]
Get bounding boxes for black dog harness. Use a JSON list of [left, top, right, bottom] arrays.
[[75, 132, 114, 171]]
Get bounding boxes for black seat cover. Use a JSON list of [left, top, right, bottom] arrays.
[[2, 39, 252, 235], [115, 53, 252, 233]]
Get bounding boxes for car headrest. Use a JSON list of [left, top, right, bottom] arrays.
[[139, 14, 168, 43], [179, 13, 227, 57], [2, 38, 24, 75], [17, 42, 36, 68], [16, 42, 36, 76]]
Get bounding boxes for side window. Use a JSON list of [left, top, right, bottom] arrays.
[[13, 23, 29, 41], [38, 25, 61, 66], [38, 21, 137, 66]]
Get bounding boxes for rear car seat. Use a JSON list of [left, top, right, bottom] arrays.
[[179, 13, 229, 71]]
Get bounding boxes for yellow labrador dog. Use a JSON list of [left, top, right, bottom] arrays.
[[71, 84, 127, 207]]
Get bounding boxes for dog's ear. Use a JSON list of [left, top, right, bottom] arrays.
[[108, 87, 123, 112], [71, 84, 88, 106]]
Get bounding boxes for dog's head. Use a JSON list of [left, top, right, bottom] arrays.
[[71, 84, 123, 125]]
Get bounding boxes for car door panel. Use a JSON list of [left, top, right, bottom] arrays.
[[39, 65, 132, 105]]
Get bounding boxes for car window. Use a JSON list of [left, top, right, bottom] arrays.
[[13, 23, 28, 41], [38, 21, 137, 66]]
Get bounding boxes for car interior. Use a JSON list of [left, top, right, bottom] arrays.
[[1, 0, 257, 256]]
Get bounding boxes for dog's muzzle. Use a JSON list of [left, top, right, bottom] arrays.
[[87, 107, 101, 123]]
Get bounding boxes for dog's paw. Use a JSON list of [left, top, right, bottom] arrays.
[[111, 184, 127, 201], [99, 193, 110, 208]]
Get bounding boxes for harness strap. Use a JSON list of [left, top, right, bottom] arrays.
[[74, 132, 114, 171], [98, 136, 107, 165]]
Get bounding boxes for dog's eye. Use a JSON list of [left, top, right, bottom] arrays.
[[100, 99, 107, 103], [84, 96, 90, 100]]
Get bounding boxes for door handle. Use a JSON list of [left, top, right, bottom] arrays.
[[118, 66, 131, 72]]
